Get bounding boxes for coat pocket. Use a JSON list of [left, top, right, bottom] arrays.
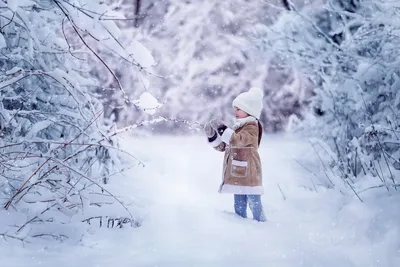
[[230, 159, 248, 178], [229, 147, 252, 178]]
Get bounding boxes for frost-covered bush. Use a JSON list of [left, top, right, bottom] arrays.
[[0, 0, 152, 243], [260, 0, 400, 190]]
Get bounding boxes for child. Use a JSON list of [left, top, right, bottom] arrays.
[[204, 87, 266, 222]]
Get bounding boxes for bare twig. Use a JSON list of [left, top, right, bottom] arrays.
[[4, 158, 50, 209], [310, 141, 335, 187], [49, 158, 134, 221], [4, 109, 105, 208], [0, 11, 15, 32], [359, 89, 397, 188], [61, 16, 84, 61], [60, 0, 134, 21], [0, 232, 28, 243], [371, 125, 397, 187], [1, 68, 90, 121], [346, 180, 363, 202], [277, 183, 287, 200], [17, 203, 58, 233], [314, 140, 347, 178], [286, 0, 343, 51], [53, 0, 130, 104], [358, 183, 400, 195], [291, 157, 318, 192], [32, 233, 69, 242]]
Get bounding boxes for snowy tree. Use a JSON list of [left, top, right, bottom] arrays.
[[259, 0, 400, 191], [57, 0, 160, 125], [87, 0, 313, 133], [0, 0, 154, 242]]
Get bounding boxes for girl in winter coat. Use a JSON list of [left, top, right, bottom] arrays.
[[204, 87, 266, 222]]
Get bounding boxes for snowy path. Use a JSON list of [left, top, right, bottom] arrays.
[[3, 135, 397, 266], [87, 135, 390, 266]]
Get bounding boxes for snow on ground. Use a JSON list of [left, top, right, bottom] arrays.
[[2, 134, 400, 267]]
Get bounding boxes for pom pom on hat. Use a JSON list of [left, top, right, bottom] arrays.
[[248, 87, 264, 98]]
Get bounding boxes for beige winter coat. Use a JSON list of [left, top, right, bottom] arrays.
[[211, 117, 263, 195]]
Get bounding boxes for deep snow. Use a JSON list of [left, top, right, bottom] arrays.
[[2, 134, 399, 267]]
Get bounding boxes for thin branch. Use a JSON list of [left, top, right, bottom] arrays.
[[0, 68, 90, 121], [358, 183, 400, 195], [60, 0, 133, 20], [291, 157, 318, 192], [4, 109, 105, 208], [346, 180, 363, 202], [0, 233, 28, 243], [359, 89, 397, 187], [61, 16, 84, 61], [4, 158, 50, 210], [286, 0, 343, 51], [64, 109, 103, 146], [32, 233, 69, 242], [277, 183, 287, 200], [372, 126, 397, 186], [49, 157, 134, 221], [17, 203, 57, 233], [53, 0, 130, 104], [0, 11, 15, 32], [310, 141, 335, 187]]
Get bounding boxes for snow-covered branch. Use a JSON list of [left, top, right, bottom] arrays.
[[258, 0, 400, 190], [0, 0, 147, 243]]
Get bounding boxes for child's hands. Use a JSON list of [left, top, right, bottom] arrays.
[[210, 118, 227, 136], [204, 123, 216, 138]]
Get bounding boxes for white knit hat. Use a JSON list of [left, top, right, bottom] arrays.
[[232, 87, 264, 119]]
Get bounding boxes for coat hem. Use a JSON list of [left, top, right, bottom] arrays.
[[219, 184, 264, 195]]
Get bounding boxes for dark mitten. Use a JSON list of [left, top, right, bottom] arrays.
[[204, 123, 217, 142], [209, 118, 227, 136]]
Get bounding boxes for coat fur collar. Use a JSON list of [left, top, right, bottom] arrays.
[[232, 116, 257, 130]]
